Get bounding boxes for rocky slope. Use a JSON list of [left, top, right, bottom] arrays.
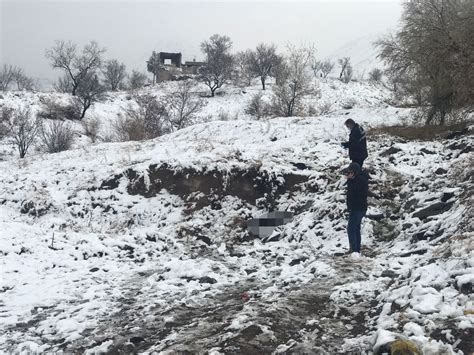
[[0, 81, 473, 353]]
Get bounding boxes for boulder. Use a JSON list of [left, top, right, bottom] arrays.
[[441, 191, 455, 202], [412, 202, 454, 220], [380, 146, 402, 157], [434, 167, 447, 175], [420, 148, 435, 155]]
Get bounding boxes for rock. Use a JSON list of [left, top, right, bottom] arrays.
[[441, 191, 455, 202], [434, 167, 447, 175], [403, 198, 419, 211], [240, 325, 263, 341], [289, 257, 308, 266], [367, 213, 384, 221], [445, 128, 468, 139], [447, 142, 467, 150], [412, 202, 454, 220], [381, 270, 398, 278], [145, 234, 157, 242], [130, 336, 145, 344], [291, 162, 309, 170], [399, 248, 428, 257], [380, 146, 402, 157], [402, 223, 413, 230], [199, 276, 217, 284], [196, 234, 212, 246], [420, 148, 435, 154], [270, 136, 277, 142], [89, 267, 100, 272], [460, 145, 473, 155]]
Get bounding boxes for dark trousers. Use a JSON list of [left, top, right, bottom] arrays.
[[347, 210, 366, 253]]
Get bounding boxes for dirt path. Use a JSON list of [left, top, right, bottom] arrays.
[[65, 255, 377, 354]]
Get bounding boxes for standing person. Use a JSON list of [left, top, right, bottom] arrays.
[[341, 119, 368, 168], [344, 162, 368, 255]]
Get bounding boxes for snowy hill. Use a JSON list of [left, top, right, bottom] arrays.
[[0, 80, 473, 353], [326, 34, 385, 79]]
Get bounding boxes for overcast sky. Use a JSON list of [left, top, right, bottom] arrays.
[[1, 0, 403, 84]]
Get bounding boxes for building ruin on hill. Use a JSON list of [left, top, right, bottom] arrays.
[[147, 52, 206, 83]]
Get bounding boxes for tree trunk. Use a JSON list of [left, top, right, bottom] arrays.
[[80, 100, 91, 119], [261, 77, 266, 90]]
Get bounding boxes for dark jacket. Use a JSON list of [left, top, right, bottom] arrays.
[[346, 174, 368, 212], [343, 124, 368, 162]]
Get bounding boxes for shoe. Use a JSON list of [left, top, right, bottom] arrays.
[[350, 252, 361, 259]]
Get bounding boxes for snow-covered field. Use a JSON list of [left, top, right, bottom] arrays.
[[0, 79, 473, 353]]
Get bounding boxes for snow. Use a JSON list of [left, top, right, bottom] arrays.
[[0, 78, 472, 353]]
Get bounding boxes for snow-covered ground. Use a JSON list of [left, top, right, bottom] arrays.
[[0, 79, 472, 353]]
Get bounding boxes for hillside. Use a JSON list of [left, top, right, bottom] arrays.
[[0, 80, 473, 354]]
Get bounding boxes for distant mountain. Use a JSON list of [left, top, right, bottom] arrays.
[[325, 33, 386, 79]]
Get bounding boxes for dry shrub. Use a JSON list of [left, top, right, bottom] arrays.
[[82, 117, 101, 143], [114, 94, 170, 141], [245, 92, 271, 119], [40, 120, 75, 153], [38, 97, 80, 120], [318, 101, 333, 115]]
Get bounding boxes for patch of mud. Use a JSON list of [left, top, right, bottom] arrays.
[[63, 257, 376, 354]]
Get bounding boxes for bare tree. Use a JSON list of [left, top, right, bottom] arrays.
[[338, 57, 351, 80], [271, 45, 316, 117], [12, 68, 36, 91], [199, 34, 235, 97], [341, 62, 353, 83], [39, 120, 75, 153], [165, 80, 205, 130], [0, 65, 15, 91], [7, 108, 40, 158], [376, 0, 474, 125], [45, 40, 105, 95], [338, 57, 353, 83], [74, 73, 105, 119], [103, 59, 127, 91], [147, 51, 161, 85], [235, 50, 254, 87], [128, 70, 148, 90], [248, 43, 283, 90], [320, 60, 335, 78]]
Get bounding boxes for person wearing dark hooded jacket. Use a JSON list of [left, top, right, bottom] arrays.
[[344, 162, 368, 254], [342, 118, 368, 168]]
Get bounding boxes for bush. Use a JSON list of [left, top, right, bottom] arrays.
[[245, 92, 271, 119], [113, 114, 147, 142], [40, 120, 75, 153], [114, 94, 169, 141], [38, 97, 80, 120], [81, 117, 101, 143], [8, 108, 40, 158], [165, 80, 205, 130], [0, 107, 14, 139], [318, 102, 333, 115], [368, 68, 383, 82]]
